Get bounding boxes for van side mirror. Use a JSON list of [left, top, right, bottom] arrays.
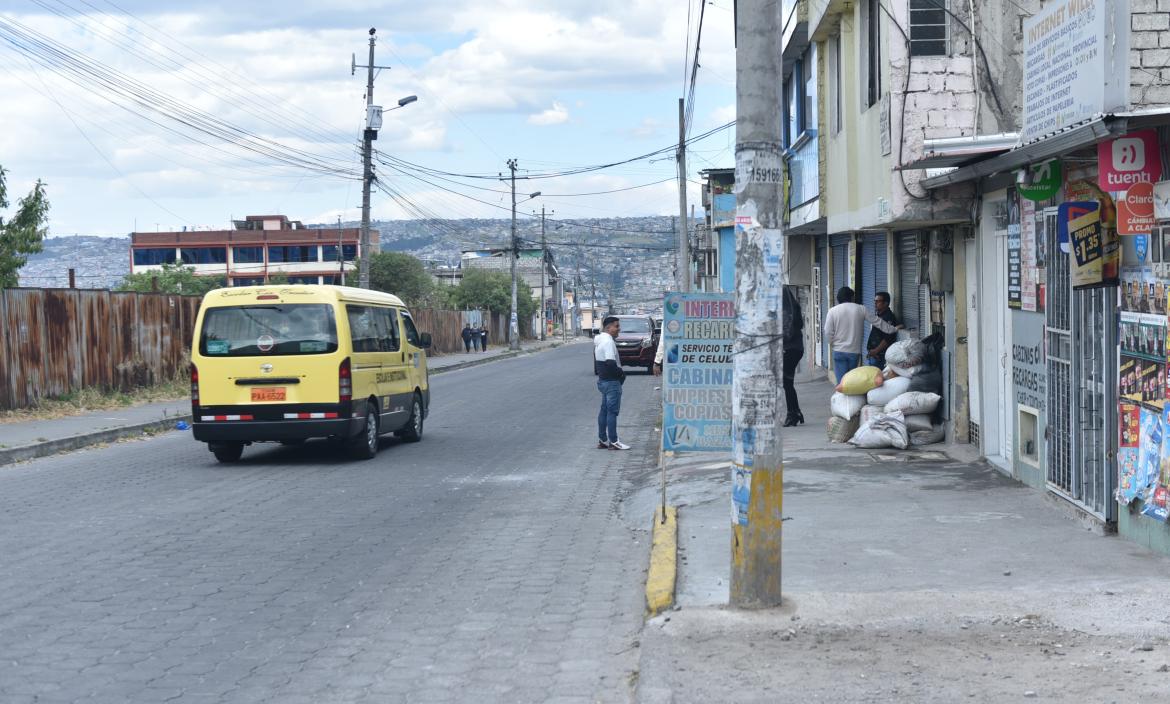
[[419, 332, 432, 349], [654, 326, 662, 336]]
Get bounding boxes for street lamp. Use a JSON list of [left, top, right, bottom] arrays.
[[509, 186, 540, 350]]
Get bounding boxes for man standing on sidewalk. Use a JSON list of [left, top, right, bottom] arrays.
[[865, 291, 899, 368], [823, 286, 900, 382], [461, 324, 473, 353], [594, 316, 630, 450]]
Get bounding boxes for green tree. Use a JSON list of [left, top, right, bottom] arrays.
[[453, 268, 536, 333], [368, 251, 434, 306], [117, 262, 225, 295], [0, 165, 50, 288]]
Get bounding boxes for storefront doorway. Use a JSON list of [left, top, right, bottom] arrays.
[[979, 201, 1013, 471]]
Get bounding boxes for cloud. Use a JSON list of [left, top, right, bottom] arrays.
[[528, 101, 569, 126]]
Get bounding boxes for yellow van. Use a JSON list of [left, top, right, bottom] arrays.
[[190, 285, 431, 462]]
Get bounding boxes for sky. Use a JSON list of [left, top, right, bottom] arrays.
[[0, 0, 736, 237]]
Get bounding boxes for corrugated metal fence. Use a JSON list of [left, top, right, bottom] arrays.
[[0, 288, 202, 410], [0, 288, 527, 411]]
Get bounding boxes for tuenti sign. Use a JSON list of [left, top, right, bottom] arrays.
[[1020, 0, 1129, 144]]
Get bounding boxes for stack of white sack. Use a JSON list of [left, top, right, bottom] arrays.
[[844, 338, 946, 448], [829, 366, 883, 443]]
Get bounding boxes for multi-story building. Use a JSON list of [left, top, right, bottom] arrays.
[[749, 0, 1170, 554], [129, 215, 374, 286]]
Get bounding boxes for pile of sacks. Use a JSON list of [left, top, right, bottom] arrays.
[[826, 336, 945, 449]]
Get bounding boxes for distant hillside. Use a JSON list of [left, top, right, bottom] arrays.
[[17, 216, 683, 312]]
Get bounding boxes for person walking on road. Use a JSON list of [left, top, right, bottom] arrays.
[[823, 286, 901, 383], [594, 316, 630, 450], [781, 286, 805, 427], [480, 326, 489, 352], [865, 291, 899, 368], [461, 324, 473, 353]]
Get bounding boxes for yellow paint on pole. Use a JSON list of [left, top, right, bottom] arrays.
[[730, 462, 783, 608], [645, 507, 678, 617]]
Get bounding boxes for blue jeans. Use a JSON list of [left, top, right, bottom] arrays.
[[832, 352, 860, 384], [596, 379, 622, 443]]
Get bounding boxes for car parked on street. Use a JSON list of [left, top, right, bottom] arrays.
[[591, 314, 660, 373]]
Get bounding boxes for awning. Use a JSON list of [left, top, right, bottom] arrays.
[[896, 133, 1018, 170], [920, 109, 1170, 190]]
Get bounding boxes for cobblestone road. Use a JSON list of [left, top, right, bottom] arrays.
[[0, 344, 658, 703]]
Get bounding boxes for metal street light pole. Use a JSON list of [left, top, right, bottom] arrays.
[[352, 28, 416, 289]]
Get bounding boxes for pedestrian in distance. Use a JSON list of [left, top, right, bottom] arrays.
[[480, 326, 489, 352], [781, 286, 805, 427], [461, 324, 473, 353], [865, 291, 899, 368], [823, 286, 901, 383], [471, 325, 481, 352], [594, 315, 630, 450]]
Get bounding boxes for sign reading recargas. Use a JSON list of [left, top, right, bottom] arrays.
[[661, 292, 734, 453]]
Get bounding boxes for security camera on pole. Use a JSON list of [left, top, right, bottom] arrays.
[[352, 28, 416, 289]]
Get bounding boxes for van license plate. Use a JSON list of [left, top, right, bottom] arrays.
[[251, 387, 286, 402]]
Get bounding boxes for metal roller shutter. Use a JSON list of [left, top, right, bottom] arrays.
[[898, 233, 921, 335], [860, 233, 887, 346]]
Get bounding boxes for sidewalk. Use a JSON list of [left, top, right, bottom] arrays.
[[635, 374, 1170, 702], [0, 337, 576, 467]]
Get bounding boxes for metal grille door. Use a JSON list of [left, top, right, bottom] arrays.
[[860, 233, 888, 344], [898, 233, 921, 334], [1045, 209, 1116, 518]]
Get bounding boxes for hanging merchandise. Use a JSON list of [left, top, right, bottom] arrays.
[[1121, 408, 1165, 505]]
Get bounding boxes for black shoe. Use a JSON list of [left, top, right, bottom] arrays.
[[783, 412, 805, 427]]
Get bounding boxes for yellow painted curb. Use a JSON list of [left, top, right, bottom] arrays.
[[645, 506, 678, 617]]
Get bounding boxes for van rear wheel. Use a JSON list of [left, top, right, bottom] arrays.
[[211, 443, 244, 463], [349, 402, 379, 460]]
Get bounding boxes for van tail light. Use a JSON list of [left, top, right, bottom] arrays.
[[190, 364, 200, 411], [338, 357, 352, 403]]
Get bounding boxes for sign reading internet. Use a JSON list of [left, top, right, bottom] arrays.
[[661, 292, 735, 453]]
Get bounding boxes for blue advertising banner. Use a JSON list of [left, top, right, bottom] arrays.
[[661, 292, 735, 453]]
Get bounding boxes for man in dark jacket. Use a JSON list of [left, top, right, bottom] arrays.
[[480, 326, 489, 352], [461, 324, 473, 353], [865, 291, 899, 368], [594, 316, 629, 450]]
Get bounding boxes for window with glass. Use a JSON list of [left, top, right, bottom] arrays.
[[180, 247, 227, 265], [864, 0, 882, 108], [199, 304, 338, 356], [803, 44, 817, 133], [231, 277, 264, 287], [832, 33, 843, 134], [233, 246, 263, 264], [287, 276, 320, 285], [132, 248, 176, 266], [401, 312, 420, 347], [322, 244, 358, 262], [910, 0, 948, 56], [346, 305, 399, 353], [268, 245, 319, 263]]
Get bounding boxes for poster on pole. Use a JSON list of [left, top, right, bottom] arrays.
[[661, 292, 734, 453]]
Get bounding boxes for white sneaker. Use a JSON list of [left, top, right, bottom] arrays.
[[609, 440, 631, 450]]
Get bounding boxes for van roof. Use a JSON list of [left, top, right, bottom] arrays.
[[200, 284, 406, 308]]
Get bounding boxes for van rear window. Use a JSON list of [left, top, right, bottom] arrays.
[[200, 304, 338, 356]]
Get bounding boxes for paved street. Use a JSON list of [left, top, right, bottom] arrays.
[[0, 343, 658, 703]]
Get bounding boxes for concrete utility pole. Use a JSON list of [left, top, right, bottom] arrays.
[[730, 0, 786, 609], [676, 98, 691, 293], [540, 205, 547, 341], [357, 29, 377, 289], [508, 159, 521, 350], [337, 215, 344, 281]]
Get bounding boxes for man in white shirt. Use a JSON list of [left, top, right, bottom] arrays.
[[594, 316, 630, 450], [823, 286, 900, 383]]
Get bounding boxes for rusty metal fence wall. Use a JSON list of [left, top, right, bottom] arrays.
[[0, 288, 202, 411], [0, 288, 532, 410]]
